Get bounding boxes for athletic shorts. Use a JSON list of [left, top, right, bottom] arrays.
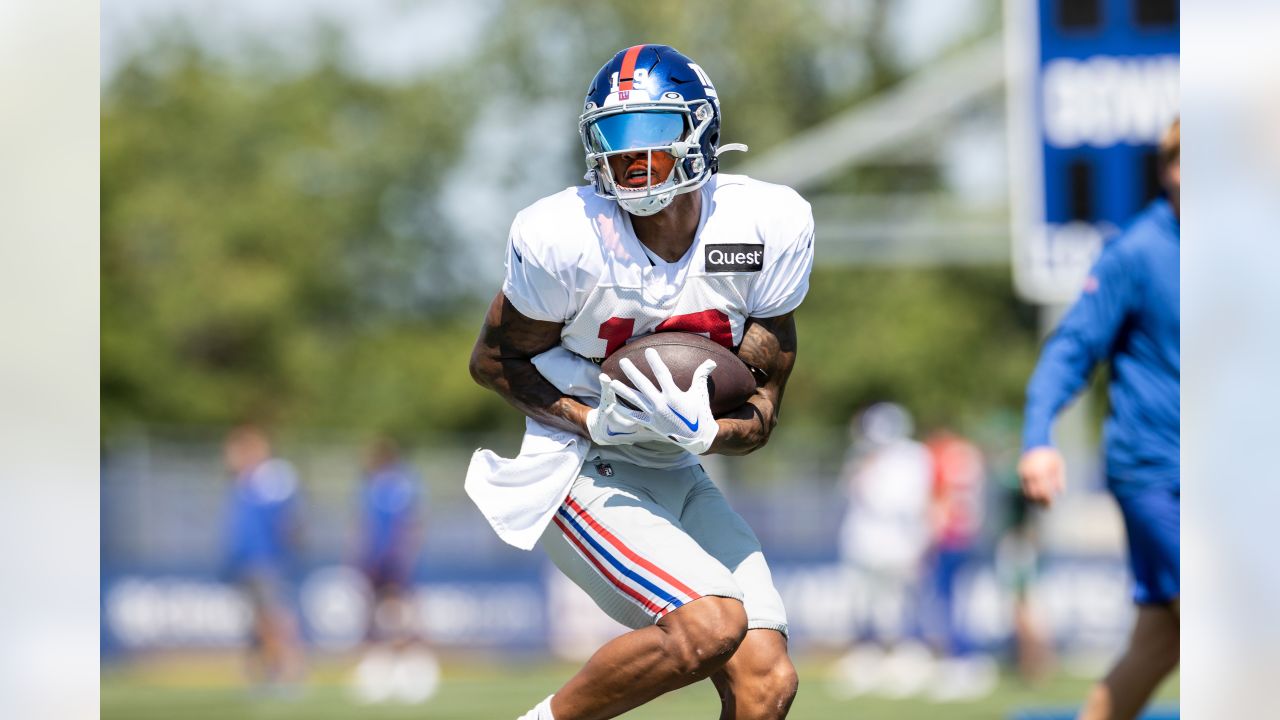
[[360, 556, 413, 596], [539, 459, 787, 635], [1112, 483, 1180, 605], [234, 565, 290, 614]]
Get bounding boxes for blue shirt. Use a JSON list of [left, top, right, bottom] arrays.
[[224, 459, 300, 575], [360, 461, 421, 562], [1022, 199, 1180, 489]]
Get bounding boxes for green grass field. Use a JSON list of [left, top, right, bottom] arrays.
[[102, 653, 1179, 720]]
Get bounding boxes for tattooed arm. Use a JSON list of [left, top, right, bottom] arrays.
[[709, 312, 799, 456], [469, 292, 592, 437]]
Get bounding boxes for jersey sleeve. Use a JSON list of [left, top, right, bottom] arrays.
[[500, 214, 574, 323], [1021, 241, 1140, 450], [747, 202, 816, 318]]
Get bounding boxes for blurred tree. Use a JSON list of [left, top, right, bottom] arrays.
[[789, 266, 1040, 433], [102, 35, 508, 434]]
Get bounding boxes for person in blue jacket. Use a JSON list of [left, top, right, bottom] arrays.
[[1019, 119, 1179, 720]]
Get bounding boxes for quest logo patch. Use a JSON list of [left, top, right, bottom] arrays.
[[704, 244, 764, 272]]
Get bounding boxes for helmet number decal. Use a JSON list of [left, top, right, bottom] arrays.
[[687, 63, 718, 98], [610, 68, 650, 94]]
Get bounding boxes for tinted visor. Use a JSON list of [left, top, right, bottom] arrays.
[[587, 112, 685, 153]]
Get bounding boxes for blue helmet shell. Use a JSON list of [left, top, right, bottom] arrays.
[[579, 45, 726, 215]]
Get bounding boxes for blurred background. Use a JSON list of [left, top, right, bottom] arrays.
[[99, 0, 1179, 717]]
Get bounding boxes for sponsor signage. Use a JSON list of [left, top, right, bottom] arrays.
[[704, 244, 764, 272], [102, 558, 1132, 656]]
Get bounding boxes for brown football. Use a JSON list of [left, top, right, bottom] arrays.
[[600, 332, 757, 416]]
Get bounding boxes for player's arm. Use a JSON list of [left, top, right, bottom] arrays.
[[1019, 246, 1137, 504], [710, 311, 798, 456], [469, 292, 592, 436]]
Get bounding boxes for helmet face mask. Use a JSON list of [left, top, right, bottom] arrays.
[[579, 45, 724, 216]]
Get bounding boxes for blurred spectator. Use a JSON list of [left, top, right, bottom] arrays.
[[994, 481, 1055, 685], [348, 436, 439, 704], [980, 411, 1055, 685], [1019, 119, 1180, 720], [831, 403, 935, 699], [221, 424, 305, 689], [922, 429, 996, 701], [355, 436, 423, 642]]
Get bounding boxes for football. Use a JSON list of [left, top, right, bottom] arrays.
[[600, 332, 757, 416]]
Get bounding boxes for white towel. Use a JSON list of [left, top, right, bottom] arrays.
[[464, 347, 602, 550]]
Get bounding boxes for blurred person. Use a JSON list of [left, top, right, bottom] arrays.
[[995, 482, 1055, 685], [355, 436, 423, 644], [981, 410, 1055, 686], [468, 44, 812, 720], [830, 403, 935, 699], [921, 429, 996, 701], [348, 436, 440, 704], [221, 424, 305, 689], [1019, 119, 1180, 720]]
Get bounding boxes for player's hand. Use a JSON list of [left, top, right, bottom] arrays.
[[585, 373, 664, 446], [1018, 446, 1066, 507], [608, 348, 719, 455]]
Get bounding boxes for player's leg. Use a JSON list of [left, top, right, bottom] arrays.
[[244, 571, 305, 685], [548, 596, 747, 719], [710, 629, 797, 720], [537, 462, 750, 720], [680, 469, 798, 718], [1078, 485, 1180, 720]]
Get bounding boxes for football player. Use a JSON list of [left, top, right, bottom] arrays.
[[469, 45, 814, 720]]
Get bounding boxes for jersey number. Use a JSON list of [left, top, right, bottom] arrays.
[[597, 310, 732, 356]]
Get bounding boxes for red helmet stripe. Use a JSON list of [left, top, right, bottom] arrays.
[[618, 45, 645, 91]]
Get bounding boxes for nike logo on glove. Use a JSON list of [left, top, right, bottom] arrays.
[[606, 427, 635, 437], [668, 405, 699, 432]]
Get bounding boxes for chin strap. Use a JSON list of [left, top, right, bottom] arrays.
[[715, 143, 749, 156]]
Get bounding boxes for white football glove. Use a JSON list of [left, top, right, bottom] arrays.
[[585, 373, 664, 446], [608, 348, 720, 455]]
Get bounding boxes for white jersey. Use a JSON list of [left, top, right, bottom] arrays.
[[502, 174, 815, 469], [839, 440, 934, 574]]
